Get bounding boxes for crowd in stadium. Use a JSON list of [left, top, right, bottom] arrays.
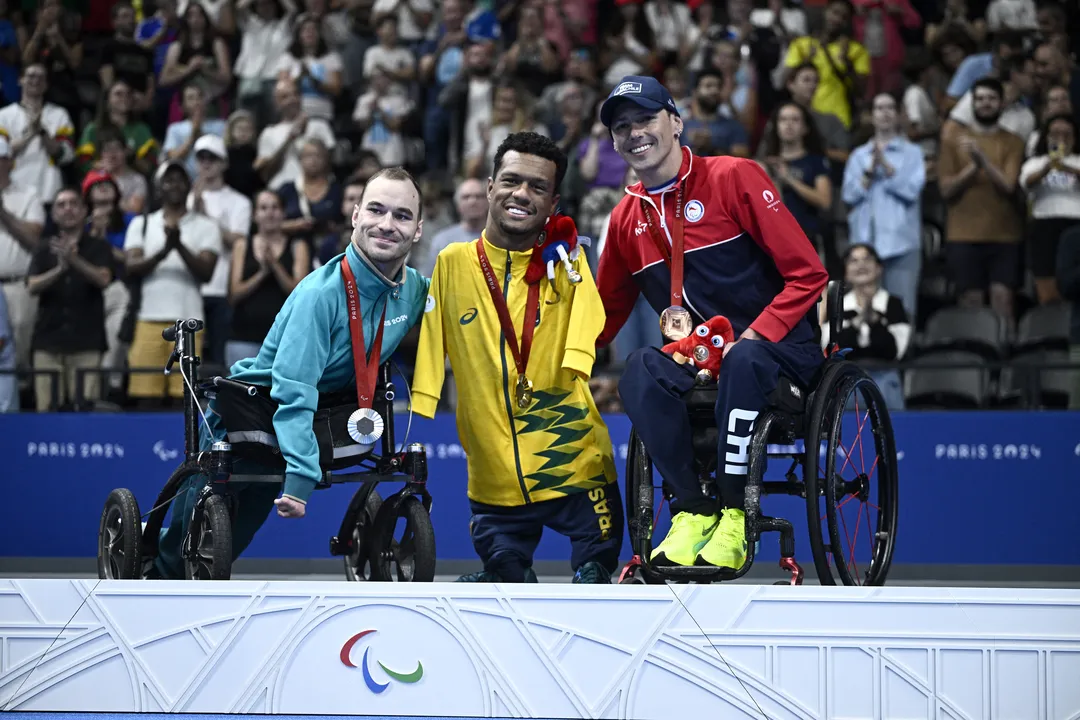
[[0, 0, 1078, 415]]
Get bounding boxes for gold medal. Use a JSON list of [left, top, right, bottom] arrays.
[[515, 375, 534, 409], [660, 306, 693, 341]]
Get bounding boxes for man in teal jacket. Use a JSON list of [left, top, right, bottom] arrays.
[[153, 167, 431, 579]]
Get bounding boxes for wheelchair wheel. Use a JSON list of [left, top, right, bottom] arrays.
[[804, 363, 899, 586], [368, 496, 436, 582], [184, 494, 233, 580], [625, 429, 656, 560], [343, 485, 383, 582], [98, 489, 143, 579]]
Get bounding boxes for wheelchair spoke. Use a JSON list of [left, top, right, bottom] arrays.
[[863, 501, 876, 571], [838, 504, 862, 584]]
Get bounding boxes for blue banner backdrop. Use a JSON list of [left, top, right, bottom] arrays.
[[2, 411, 1079, 568]]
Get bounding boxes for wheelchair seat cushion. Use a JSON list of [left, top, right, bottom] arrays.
[[212, 381, 376, 471]]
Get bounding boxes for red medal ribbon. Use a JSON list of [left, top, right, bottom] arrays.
[[640, 180, 686, 309], [476, 238, 541, 379], [341, 256, 387, 410]]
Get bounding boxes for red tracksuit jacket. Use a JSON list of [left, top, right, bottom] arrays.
[[596, 148, 828, 348]]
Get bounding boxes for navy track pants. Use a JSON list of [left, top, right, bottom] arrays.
[[468, 482, 624, 581], [619, 339, 824, 514]]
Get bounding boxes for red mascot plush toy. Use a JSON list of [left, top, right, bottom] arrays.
[[662, 316, 736, 383], [524, 214, 585, 299]]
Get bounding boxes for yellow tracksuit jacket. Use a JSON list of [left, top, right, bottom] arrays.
[[412, 232, 617, 507]]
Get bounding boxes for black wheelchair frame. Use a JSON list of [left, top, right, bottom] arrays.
[[619, 282, 900, 586], [97, 318, 437, 582]]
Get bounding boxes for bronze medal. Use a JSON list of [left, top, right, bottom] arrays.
[[660, 306, 694, 341]]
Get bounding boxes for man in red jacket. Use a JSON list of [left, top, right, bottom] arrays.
[[596, 76, 829, 570]]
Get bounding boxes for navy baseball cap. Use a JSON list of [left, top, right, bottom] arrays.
[[600, 75, 680, 127]]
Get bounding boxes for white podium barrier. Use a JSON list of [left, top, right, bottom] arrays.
[[1, 579, 1079, 719]]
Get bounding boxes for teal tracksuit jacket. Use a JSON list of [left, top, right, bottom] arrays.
[[154, 242, 429, 578]]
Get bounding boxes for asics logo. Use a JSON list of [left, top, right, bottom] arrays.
[[460, 308, 478, 325]]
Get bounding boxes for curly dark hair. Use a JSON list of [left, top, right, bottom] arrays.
[[491, 132, 568, 195]]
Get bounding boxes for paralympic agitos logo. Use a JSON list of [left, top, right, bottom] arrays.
[[340, 629, 424, 693]]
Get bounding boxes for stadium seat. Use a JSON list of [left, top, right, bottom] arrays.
[[1014, 304, 1071, 354], [904, 350, 990, 409], [999, 349, 1072, 409], [918, 306, 1006, 360]]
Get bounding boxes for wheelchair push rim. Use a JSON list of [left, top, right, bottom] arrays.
[[98, 489, 143, 580], [812, 369, 899, 586]]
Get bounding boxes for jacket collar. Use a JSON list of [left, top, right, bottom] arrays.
[[624, 146, 695, 201], [345, 241, 406, 297]]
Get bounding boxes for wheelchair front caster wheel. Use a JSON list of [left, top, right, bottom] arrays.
[[344, 488, 382, 582], [98, 489, 143, 579], [185, 494, 233, 580], [369, 496, 436, 582]]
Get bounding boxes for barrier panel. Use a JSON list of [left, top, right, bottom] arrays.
[[0, 580, 1078, 717], [2, 411, 1079, 568]]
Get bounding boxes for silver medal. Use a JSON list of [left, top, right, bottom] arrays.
[[347, 408, 385, 445]]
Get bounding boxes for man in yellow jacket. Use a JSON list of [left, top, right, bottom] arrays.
[[412, 132, 623, 584]]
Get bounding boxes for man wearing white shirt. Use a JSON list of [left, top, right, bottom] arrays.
[[123, 161, 222, 407], [371, 0, 433, 45], [0, 137, 46, 385], [0, 64, 76, 207], [189, 134, 253, 368], [255, 80, 336, 191]]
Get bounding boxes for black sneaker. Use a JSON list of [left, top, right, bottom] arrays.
[[456, 568, 540, 583], [572, 561, 611, 584], [455, 570, 501, 582]]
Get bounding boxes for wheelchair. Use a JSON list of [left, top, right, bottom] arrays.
[[96, 318, 436, 583], [619, 282, 899, 586]]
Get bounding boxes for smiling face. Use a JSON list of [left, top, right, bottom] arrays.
[[351, 175, 423, 271], [255, 190, 284, 232], [845, 245, 882, 288], [487, 150, 559, 241], [610, 104, 683, 179]]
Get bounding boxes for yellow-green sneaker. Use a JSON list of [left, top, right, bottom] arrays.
[[651, 512, 720, 566], [695, 508, 747, 569]]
